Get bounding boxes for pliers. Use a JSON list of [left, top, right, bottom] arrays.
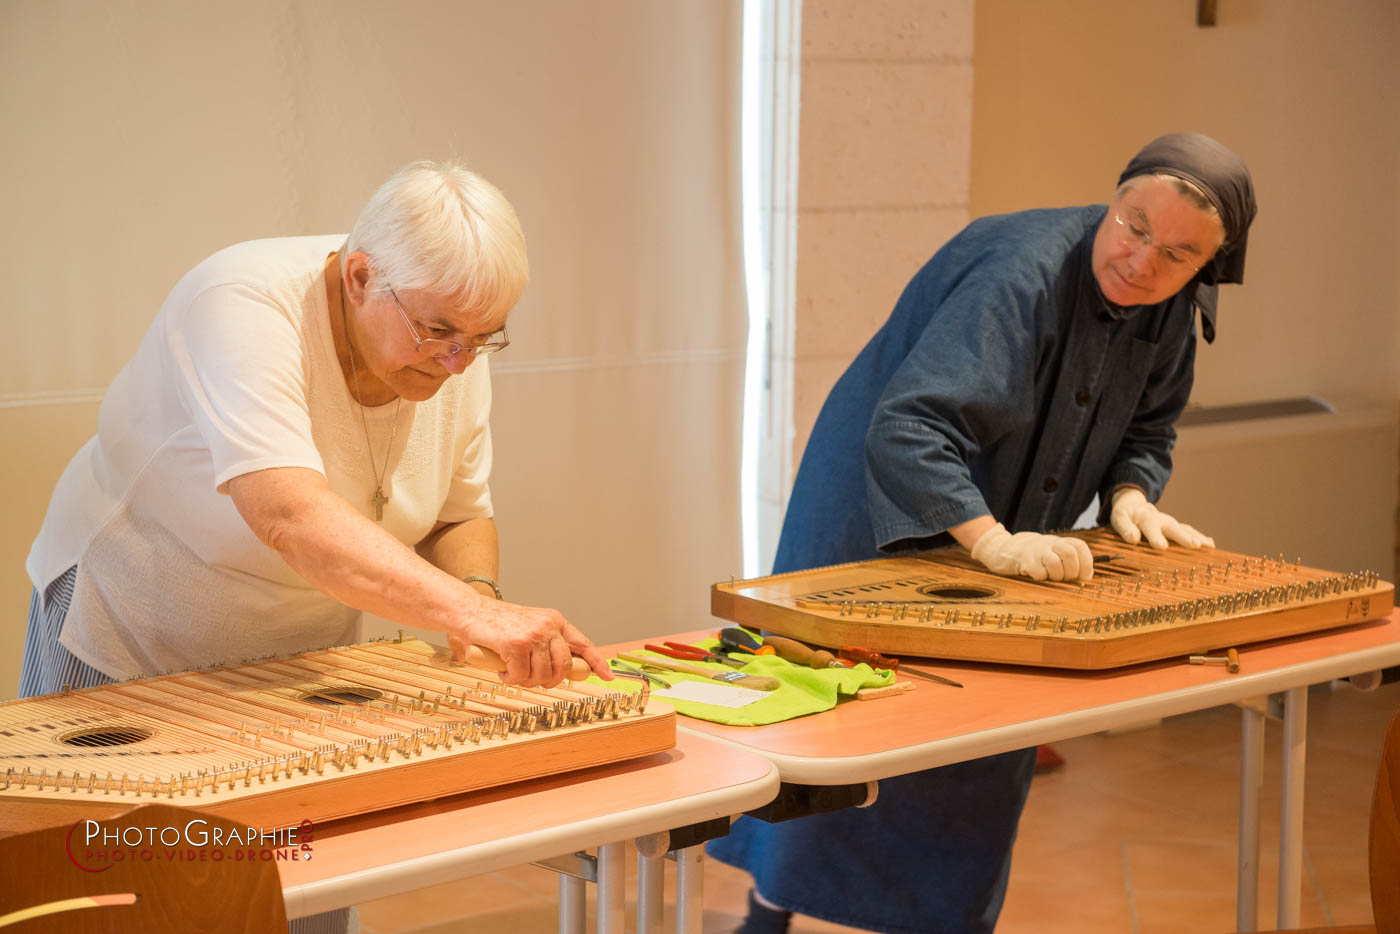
[[643, 641, 747, 668], [609, 658, 671, 688]]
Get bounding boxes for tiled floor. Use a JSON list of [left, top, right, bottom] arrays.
[[357, 680, 1397, 933]]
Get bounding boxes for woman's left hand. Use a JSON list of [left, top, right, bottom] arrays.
[[1110, 486, 1214, 549]]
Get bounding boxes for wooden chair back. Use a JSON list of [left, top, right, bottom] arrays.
[[1369, 706, 1400, 932]]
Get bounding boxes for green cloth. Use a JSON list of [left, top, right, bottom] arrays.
[[594, 638, 894, 726]]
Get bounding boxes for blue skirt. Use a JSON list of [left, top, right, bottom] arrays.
[[707, 747, 1036, 934]]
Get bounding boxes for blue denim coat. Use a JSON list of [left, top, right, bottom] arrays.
[[708, 206, 1198, 933], [780, 205, 1195, 570]]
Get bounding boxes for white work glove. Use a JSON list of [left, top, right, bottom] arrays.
[[1109, 486, 1215, 549], [970, 522, 1094, 582]]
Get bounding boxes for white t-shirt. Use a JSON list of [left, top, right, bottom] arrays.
[[27, 236, 495, 679]]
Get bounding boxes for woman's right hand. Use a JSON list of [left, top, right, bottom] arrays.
[[453, 598, 612, 687], [969, 522, 1094, 582]]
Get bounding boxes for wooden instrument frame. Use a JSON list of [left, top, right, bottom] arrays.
[[712, 530, 1394, 669], [0, 637, 673, 835]]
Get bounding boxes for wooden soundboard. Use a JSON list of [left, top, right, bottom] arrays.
[[712, 530, 1394, 669], [0, 637, 673, 834]]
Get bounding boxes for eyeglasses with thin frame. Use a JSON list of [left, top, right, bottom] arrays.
[[1112, 212, 1204, 272], [389, 288, 510, 358]]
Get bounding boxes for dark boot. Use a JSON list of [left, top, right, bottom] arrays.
[[734, 889, 791, 934]]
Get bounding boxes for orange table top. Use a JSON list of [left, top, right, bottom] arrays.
[[278, 730, 777, 918], [611, 610, 1400, 783], [277, 610, 1400, 914]]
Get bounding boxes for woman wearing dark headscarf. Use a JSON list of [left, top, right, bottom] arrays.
[[710, 133, 1257, 933]]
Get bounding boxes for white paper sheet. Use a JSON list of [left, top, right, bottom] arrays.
[[652, 680, 769, 708]]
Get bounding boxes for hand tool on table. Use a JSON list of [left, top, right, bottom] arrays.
[[854, 681, 916, 701], [618, 652, 782, 691], [718, 627, 775, 656], [610, 658, 672, 688], [839, 645, 964, 688], [1188, 647, 1240, 673], [762, 636, 851, 670], [646, 641, 747, 669]]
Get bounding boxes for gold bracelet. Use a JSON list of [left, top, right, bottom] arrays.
[[462, 575, 502, 600]]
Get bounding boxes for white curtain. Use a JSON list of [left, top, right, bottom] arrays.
[[0, 0, 745, 683]]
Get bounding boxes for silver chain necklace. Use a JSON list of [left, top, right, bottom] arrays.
[[339, 279, 401, 521]]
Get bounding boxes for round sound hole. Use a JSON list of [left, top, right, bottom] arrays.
[[60, 726, 152, 747], [918, 583, 999, 600], [299, 686, 382, 706]]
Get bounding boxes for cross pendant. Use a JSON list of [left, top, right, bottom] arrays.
[[371, 487, 388, 521]]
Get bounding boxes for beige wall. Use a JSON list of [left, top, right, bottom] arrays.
[[792, 0, 975, 464], [972, 0, 1400, 411], [2, 1, 744, 697], [972, 0, 1400, 574], [1, 404, 98, 669]]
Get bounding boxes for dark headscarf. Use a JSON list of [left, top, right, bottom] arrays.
[[1117, 132, 1256, 342]]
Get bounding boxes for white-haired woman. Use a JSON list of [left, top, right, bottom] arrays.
[[22, 161, 610, 933], [22, 160, 609, 710]]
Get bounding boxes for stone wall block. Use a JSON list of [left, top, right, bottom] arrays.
[[803, 0, 973, 60], [794, 205, 969, 357], [798, 61, 972, 211]]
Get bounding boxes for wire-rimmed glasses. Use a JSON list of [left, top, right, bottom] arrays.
[[389, 288, 510, 358], [1112, 212, 1204, 272]]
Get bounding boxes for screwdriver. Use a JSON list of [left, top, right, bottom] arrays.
[[718, 627, 775, 656], [761, 636, 850, 670], [840, 646, 964, 688]]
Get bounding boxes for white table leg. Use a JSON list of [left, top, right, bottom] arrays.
[[1237, 703, 1265, 931], [636, 846, 665, 934], [558, 873, 586, 934], [596, 842, 626, 934], [673, 845, 704, 934], [1278, 686, 1308, 928]]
